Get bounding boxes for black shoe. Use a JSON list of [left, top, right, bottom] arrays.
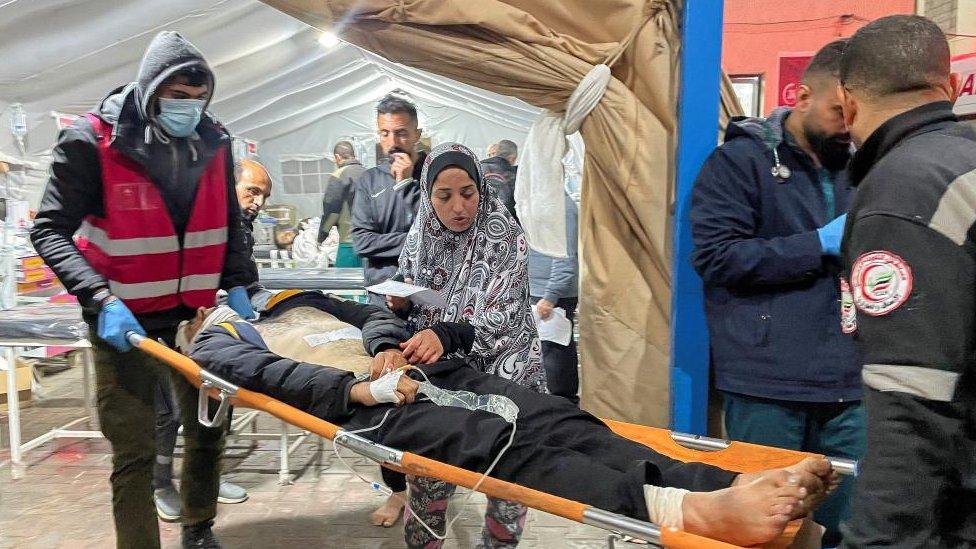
[[182, 522, 221, 549]]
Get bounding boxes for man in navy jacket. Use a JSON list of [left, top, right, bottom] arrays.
[[690, 40, 860, 546]]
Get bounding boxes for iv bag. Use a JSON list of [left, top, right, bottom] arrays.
[[417, 381, 519, 424], [9, 104, 27, 138]]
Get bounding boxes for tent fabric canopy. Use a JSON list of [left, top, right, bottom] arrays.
[[0, 0, 748, 428], [260, 0, 683, 426], [0, 0, 542, 216]]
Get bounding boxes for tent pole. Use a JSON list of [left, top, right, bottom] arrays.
[[670, 0, 725, 434]]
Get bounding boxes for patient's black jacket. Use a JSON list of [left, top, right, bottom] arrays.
[[190, 293, 737, 521]]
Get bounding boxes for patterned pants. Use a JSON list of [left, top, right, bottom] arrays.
[[404, 475, 528, 549]]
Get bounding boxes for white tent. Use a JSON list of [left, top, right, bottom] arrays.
[[0, 0, 543, 217]]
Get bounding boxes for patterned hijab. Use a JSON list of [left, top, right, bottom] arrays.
[[399, 143, 545, 392]]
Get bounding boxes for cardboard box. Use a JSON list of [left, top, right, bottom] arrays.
[[0, 358, 32, 407]]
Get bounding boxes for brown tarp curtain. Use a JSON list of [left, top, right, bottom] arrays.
[[260, 0, 731, 427]]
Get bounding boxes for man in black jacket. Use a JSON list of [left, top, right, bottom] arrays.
[[30, 31, 254, 549], [179, 290, 836, 548], [481, 140, 518, 222], [836, 16, 975, 547], [318, 140, 366, 245], [350, 94, 425, 297]]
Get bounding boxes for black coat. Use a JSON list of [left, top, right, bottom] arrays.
[[350, 154, 425, 285], [840, 102, 976, 547], [481, 156, 518, 223], [318, 159, 366, 243], [191, 295, 736, 521]]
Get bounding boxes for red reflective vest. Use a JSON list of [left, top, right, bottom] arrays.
[[76, 114, 228, 314]]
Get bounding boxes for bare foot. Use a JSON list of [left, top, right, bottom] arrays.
[[736, 458, 836, 517], [680, 470, 805, 546], [370, 491, 406, 527]]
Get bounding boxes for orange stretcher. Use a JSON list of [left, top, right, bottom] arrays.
[[128, 333, 855, 549]]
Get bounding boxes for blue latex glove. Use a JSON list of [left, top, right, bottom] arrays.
[[817, 213, 847, 256], [97, 299, 146, 353], [227, 286, 256, 319]]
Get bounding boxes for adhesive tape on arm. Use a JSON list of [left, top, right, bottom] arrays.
[[369, 370, 404, 404]]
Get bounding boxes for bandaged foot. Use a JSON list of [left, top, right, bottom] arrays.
[[370, 491, 406, 528], [675, 470, 805, 546], [736, 457, 837, 517]]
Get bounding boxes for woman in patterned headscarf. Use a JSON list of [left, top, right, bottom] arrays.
[[395, 142, 545, 389], [388, 142, 545, 548]]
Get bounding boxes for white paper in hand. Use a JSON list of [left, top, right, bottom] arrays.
[[533, 306, 573, 346], [367, 280, 447, 309]]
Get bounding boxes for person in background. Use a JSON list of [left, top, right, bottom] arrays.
[[151, 159, 271, 521], [481, 139, 518, 222], [529, 191, 580, 404], [837, 16, 974, 547], [689, 39, 861, 546], [236, 159, 273, 286], [350, 94, 425, 303], [318, 140, 366, 267], [349, 93, 426, 526], [30, 31, 257, 549]]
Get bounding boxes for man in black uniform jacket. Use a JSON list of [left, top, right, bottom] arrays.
[[836, 15, 976, 547], [178, 291, 837, 547]]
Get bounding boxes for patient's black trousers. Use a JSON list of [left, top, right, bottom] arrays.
[[343, 360, 737, 520]]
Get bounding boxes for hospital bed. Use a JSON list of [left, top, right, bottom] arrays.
[[0, 300, 99, 478], [258, 267, 365, 291], [129, 331, 856, 549]]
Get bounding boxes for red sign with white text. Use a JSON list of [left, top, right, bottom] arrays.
[[778, 55, 813, 107], [953, 53, 976, 118]]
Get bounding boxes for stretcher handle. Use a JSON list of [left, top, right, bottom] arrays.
[[126, 332, 238, 429], [670, 432, 858, 476], [197, 379, 233, 429]]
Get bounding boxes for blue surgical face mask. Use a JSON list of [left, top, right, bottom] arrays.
[[156, 97, 205, 137]]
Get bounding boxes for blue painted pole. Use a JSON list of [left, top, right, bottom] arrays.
[[670, 0, 725, 434]]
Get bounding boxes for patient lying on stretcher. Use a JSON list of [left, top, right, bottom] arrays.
[[178, 290, 837, 546]]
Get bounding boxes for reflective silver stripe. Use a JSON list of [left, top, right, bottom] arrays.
[[928, 168, 976, 245], [109, 279, 179, 300], [862, 364, 960, 402], [184, 227, 228, 249], [180, 273, 221, 292], [108, 274, 220, 300], [84, 224, 179, 256]]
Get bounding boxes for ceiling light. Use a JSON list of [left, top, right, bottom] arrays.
[[318, 31, 340, 48]]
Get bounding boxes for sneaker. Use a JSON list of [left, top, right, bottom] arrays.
[[154, 484, 182, 522], [182, 522, 221, 549], [217, 480, 248, 504]]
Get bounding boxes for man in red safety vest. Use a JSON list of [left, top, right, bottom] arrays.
[[31, 31, 256, 549]]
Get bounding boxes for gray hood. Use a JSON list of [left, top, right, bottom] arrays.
[[134, 31, 215, 121], [725, 106, 793, 151]]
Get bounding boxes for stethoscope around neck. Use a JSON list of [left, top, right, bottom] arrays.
[[770, 147, 792, 181]]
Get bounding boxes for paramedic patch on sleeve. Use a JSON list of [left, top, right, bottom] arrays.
[[851, 251, 913, 317], [839, 277, 857, 334]]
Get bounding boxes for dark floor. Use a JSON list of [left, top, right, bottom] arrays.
[[0, 360, 612, 548]]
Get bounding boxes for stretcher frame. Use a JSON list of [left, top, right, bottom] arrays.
[[129, 332, 855, 549]]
